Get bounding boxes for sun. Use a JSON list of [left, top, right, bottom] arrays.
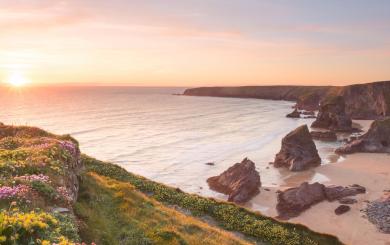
[[6, 72, 31, 87]]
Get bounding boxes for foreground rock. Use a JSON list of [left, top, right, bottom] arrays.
[[274, 125, 321, 171], [286, 109, 301, 118], [207, 158, 261, 203], [276, 182, 365, 219], [310, 131, 337, 141], [365, 194, 390, 233], [336, 118, 390, 154], [311, 96, 353, 132], [276, 182, 325, 219]]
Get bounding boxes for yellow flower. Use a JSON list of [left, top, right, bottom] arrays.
[[41, 240, 50, 245]]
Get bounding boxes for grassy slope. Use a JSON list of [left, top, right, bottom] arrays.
[[81, 155, 343, 245], [75, 172, 251, 245]]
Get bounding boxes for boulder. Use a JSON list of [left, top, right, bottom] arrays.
[[276, 182, 366, 219], [274, 125, 321, 171], [276, 182, 326, 219], [336, 118, 390, 154], [311, 96, 353, 132], [286, 109, 301, 118], [207, 158, 261, 204], [335, 205, 351, 215], [310, 131, 337, 141]]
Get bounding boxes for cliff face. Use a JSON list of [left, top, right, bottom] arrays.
[[183, 81, 390, 119], [339, 81, 390, 119]]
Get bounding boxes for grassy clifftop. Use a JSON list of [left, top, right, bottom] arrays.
[[0, 124, 342, 245]]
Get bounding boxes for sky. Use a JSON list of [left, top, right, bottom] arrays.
[[1, 0, 390, 87]]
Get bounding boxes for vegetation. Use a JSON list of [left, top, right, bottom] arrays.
[[0, 124, 83, 244], [75, 172, 250, 245]]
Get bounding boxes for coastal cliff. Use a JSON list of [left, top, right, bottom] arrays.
[[183, 81, 390, 119], [0, 124, 342, 245]]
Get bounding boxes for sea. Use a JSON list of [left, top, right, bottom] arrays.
[[0, 86, 344, 199]]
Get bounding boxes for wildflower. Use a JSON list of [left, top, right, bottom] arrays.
[[15, 174, 50, 183]]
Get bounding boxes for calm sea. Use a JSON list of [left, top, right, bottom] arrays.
[[0, 86, 342, 197]]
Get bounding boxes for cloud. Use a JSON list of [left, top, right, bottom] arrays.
[[0, 1, 91, 32]]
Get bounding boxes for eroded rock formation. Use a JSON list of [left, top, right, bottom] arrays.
[[276, 182, 365, 219], [207, 158, 261, 203], [274, 125, 321, 171], [311, 96, 353, 132]]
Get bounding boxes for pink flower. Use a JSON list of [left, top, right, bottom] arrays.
[[14, 174, 50, 183]]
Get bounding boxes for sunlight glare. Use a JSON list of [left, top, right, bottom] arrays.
[[6, 72, 31, 87]]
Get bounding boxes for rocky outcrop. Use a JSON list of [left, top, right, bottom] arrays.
[[276, 182, 326, 219], [273, 125, 321, 171], [365, 194, 390, 233], [286, 109, 301, 118], [207, 158, 261, 203], [276, 182, 365, 219], [310, 131, 337, 141], [341, 81, 390, 119], [336, 118, 390, 154], [311, 96, 353, 132]]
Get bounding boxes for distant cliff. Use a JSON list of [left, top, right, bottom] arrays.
[[183, 81, 390, 119]]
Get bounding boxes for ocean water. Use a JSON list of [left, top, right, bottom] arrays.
[[0, 86, 342, 198]]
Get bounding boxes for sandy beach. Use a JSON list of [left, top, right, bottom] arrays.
[[245, 118, 390, 245]]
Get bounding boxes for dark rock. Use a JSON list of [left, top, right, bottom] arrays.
[[264, 188, 271, 191], [274, 125, 321, 171], [205, 162, 215, 166], [336, 118, 390, 154], [310, 131, 337, 141], [207, 158, 261, 204], [276, 182, 366, 219], [303, 115, 317, 119], [339, 197, 357, 204], [276, 182, 326, 219], [324, 184, 366, 201], [286, 109, 301, 118], [335, 205, 351, 215], [311, 96, 353, 132]]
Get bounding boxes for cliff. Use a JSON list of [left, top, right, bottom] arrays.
[[0, 124, 342, 245], [183, 81, 390, 119]]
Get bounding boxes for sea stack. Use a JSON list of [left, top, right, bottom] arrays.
[[336, 118, 390, 154], [311, 96, 353, 132], [207, 158, 261, 204], [273, 125, 321, 171]]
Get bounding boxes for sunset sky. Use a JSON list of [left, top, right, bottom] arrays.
[[1, 0, 390, 87]]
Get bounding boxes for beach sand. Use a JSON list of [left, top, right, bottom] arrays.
[[247, 120, 390, 245]]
